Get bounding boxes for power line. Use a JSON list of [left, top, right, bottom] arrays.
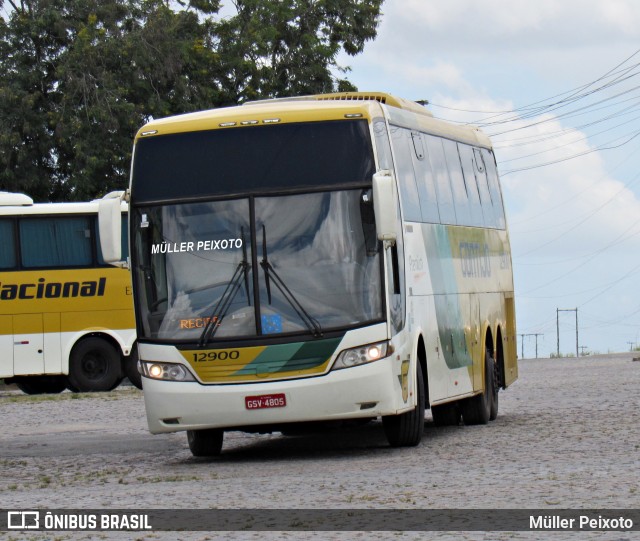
[[514, 169, 640, 259], [429, 48, 640, 124]]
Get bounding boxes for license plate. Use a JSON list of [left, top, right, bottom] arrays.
[[245, 393, 287, 410]]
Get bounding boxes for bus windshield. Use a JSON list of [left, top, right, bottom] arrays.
[[130, 120, 382, 342], [131, 120, 375, 203], [133, 191, 383, 341]]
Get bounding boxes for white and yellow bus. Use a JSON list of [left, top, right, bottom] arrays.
[[1, 192, 139, 393], [99, 92, 517, 455]]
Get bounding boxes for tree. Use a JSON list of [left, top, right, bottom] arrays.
[[0, 0, 382, 201], [213, 0, 382, 103]]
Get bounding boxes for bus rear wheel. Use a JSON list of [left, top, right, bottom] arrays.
[[461, 349, 494, 425], [431, 401, 461, 426], [382, 362, 425, 447], [489, 357, 500, 421], [13, 375, 67, 395], [68, 337, 123, 392], [187, 429, 224, 457]]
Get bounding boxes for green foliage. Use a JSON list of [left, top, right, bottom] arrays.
[[0, 0, 382, 201], [213, 0, 382, 102]]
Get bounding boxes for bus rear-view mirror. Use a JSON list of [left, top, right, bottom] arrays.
[[372, 169, 398, 244], [98, 196, 123, 266]]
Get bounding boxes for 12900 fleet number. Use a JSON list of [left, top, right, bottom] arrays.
[[192, 350, 240, 362]]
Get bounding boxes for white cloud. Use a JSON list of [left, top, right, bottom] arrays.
[[390, 0, 640, 48], [344, 0, 640, 353]]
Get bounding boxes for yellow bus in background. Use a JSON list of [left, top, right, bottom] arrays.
[[0, 192, 139, 393]]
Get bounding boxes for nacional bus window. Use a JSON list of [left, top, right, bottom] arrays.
[[20, 217, 93, 268], [0, 219, 17, 269]]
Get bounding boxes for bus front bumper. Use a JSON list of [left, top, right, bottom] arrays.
[[142, 357, 408, 434]]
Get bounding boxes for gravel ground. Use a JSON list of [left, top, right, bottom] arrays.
[[0, 353, 639, 541]]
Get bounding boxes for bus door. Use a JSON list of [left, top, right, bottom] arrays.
[[13, 313, 45, 375], [0, 315, 13, 376]]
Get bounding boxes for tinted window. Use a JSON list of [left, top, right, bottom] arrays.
[[458, 144, 485, 227], [426, 136, 456, 225], [442, 139, 470, 226], [20, 217, 93, 268], [132, 120, 375, 204], [411, 133, 440, 223], [482, 149, 506, 229], [0, 219, 16, 269], [389, 127, 422, 222], [472, 148, 497, 228], [373, 118, 394, 170]]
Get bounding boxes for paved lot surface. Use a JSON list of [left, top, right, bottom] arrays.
[[1, 353, 638, 540]]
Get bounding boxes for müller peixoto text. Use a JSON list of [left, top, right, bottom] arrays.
[[530, 514, 633, 530]]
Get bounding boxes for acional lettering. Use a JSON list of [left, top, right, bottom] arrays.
[[0, 277, 106, 301]]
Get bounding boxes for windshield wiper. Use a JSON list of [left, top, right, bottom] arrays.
[[198, 228, 251, 347], [260, 225, 323, 337]]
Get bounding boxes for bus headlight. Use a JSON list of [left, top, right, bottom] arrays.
[[333, 341, 393, 370], [140, 361, 196, 382]]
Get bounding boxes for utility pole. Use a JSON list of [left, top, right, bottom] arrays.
[[532, 333, 542, 358], [627, 341, 636, 352], [517, 333, 544, 359], [557, 308, 579, 358]]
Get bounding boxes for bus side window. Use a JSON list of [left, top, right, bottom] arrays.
[[0, 219, 17, 269], [389, 126, 422, 222], [20, 216, 93, 268], [442, 139, 471, 226], [426, 135, 456, 225], [372, 118, 394, 170], [472, 147, 497, 228], [411, 132, 440, 224], [482, 148, 506, 229], [458, 143, 486, 228]]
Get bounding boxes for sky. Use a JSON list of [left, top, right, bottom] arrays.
[[338, 0, 640, 357]]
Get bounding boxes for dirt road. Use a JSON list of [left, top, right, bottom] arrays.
[[1, 353, 638, 540]]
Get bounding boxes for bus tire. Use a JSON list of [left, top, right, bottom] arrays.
[[124, 344, 142, 390], [68, 337, 123, 392], [431, 401, 461, 427], [13, 375, 67, 395], [461, 349, 493, 425], [382, 361, 425, 447], [489, 354, 499, 421], [187, 429, 224, 457]]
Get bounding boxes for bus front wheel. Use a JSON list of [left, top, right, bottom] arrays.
[[382, 361, 425, 447], [68, 337, 123, 392], [124, 344, 142, 390], [187, 429, 224, 457]]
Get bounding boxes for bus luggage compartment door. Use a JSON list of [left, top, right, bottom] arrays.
[[13, 314, 45, 375]]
